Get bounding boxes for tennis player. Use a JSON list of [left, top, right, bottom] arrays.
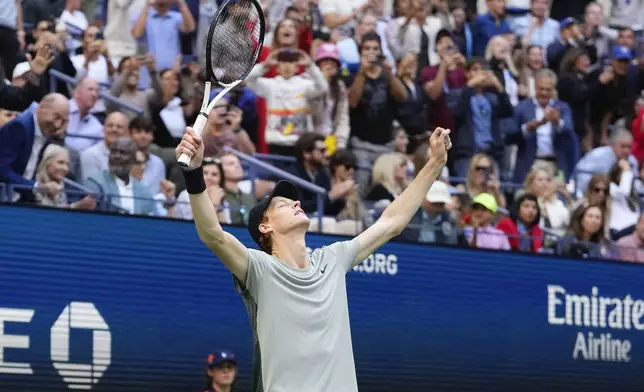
[[176, 126, 452, 392]]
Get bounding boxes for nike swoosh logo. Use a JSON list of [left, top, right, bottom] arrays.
[[320, 265, 328, 274]]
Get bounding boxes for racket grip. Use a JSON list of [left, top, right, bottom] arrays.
[[177, 114, 209, 168]]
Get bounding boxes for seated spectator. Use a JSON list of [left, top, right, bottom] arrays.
[[108, 54, 163, 120], [34, 144, 96, 210], [80, 112, 129, 180], [419, 29, 467, 135], [0, 94, 69, 194], [546, 18, 588, 74], [556, 204, 616, 259], [573, 129, 638, 196], [461, 152, 506, 208], [451, 58, 513, 177], [150, 68, 187, 150], [175, 157, 229, 222], [0, 109, 18, 127], [70, 26, 116, 110], [246, 48, 328, 156], [0, 45, 52, 112], [403, 180, 466, 245], [608, 159, 640, 240], [129, 116, 167, 195], [130, 152, 177, 218], [497, 193, 544, 252], [290, 134, 352, 216], [557, 48, 591, 150], [10, 62, 32, 87], [59, 0, 89, 53], [84, 137, 157, 215], [472, 0, 512, 57], [395, 53, 429, 143], [310, 43, 350, 154], [349, 33, 408, 190], [617, 213, 644, 263], [507, 69, 578, 184], [366, 152, 409, 204], [204, 350, 238, 392], [65, 77, 103, 152], [220, 152, 257, 225], [463, 192, 511, 250], [509, 0, 559, 50], [202, 94, 256, 157], [517, 45, 544, 100], [522, 166, 571, 237]]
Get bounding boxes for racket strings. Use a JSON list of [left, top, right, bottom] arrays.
[[208, 0, 263, 85]]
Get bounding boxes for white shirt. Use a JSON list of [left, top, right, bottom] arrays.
[[319, 0, 367, 37], [522, 100, 564, 158], [70, 54, 110, 113], [24, 109, 45, 181], [114, 176, 134, 214], [66, 99, 104, 152], [610, 170, 640, 232], [59, 10, 89, 53]]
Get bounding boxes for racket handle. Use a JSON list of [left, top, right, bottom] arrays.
[[177, 113, 209, 168]]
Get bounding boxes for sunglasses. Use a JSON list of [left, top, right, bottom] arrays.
[[475, 166, 491, 172], [593, 187, 607, 194], [203, 157, 222, 164]]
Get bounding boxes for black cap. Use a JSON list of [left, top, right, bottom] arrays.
[[248, 180, 301, 247]]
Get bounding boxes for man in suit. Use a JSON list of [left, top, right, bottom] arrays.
[[507, 68, 579, 183], [84, 137, 157, 215], [0, 93, 70, 196]]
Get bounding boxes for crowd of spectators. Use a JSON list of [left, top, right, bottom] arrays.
[[3, 0, 644, 263]]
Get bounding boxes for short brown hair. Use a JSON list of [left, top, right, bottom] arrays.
[[258, 215, 272, 254]]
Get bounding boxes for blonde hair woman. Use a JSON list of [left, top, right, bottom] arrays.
[[463, 153, 506, 208], [35, 144, 96, 210], [485, 35, 519, 106], [366, 152, 409, 204], [522, 166, 571, 236]]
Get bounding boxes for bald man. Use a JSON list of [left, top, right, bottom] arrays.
[[80, 111, 130, 180], [66, 77, 104, 152], [0, 93, 70, 194]]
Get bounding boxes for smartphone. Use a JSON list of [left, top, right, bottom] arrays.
[[482, 167, 491, 184], [371, 54, 386, 65]]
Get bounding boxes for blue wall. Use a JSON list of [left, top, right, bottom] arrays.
[[1, 205, 644, 391]]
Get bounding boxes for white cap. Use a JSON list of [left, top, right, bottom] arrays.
[[426, 181, 452, 204], [12, 62, 31, 80]]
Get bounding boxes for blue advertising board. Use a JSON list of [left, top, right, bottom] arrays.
[[1, 205, 644, 391]]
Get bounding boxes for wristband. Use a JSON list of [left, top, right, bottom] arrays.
[[183, 166, 206, 194]]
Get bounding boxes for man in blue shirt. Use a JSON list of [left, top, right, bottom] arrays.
[[472, 0, 512, 57], [510, 0, 560, 50]]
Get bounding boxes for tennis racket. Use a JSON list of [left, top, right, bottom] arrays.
[[177, 0, 265, 167]]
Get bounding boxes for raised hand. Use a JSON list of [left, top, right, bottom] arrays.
[[27, 44, 54, 76], [428, 127, 452, 165], [176, 128, 205, 169], [298, 50, 312, 68]]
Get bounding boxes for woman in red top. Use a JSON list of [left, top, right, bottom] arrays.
[[631, 98, 644, 166], [497, 193, 544, 253]]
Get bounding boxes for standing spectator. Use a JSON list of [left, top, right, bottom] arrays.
[[175, 157, 229, 222], [451, 58, 513, 177], [397, 0, 444, 71], [604, 0, 644, 35], [402, 180, 466, 245], [608, 159, 640, 239], [28, 30, 78, 97], [66, 77, 103, 152], [289, 133, 352, 215], [556, 204, 616, 259], [80, 111, 129, 180], [546, 18, 592, 74], [34, 144, 96, 209], [128, 116, 166, 194], [463, 192, 511, 250], [131, 0, 196, 82], [558, 48, 592, 150], [0, 94, 69, 191], [485, 35, 519, 106], [522, 166, 571, 237], [319, 0, 369, 38], [104, 0, 145, 63], [472, 0, 512, 57], [149, 68, 186, 150], [449, 0, 473, 60], [220, 152, 256, 225], [507, 69, 578, 184], [348, 32, 408, 190], [517, 45, 544, 100], [59, 0, 89, 53], [617, 213, 644, 263], [201, 95, 256, 157], [84, 136, 157, 215], [419, 29, 467, 133], [509, 0, 559, 50], [574, 129, 638, 195], [337, 13, 384, 77], [0, 45, 53, 112], [23, 2, 65, 28], [616, 27, 638, 58], [462, 152, 506, 207], [395, 53, 429, 144], [204, 350, 238, 392], [310, 43, 350, 153], [580, 1, 615, 64], [497, 193, 544, 252], [366, 152, 409, 203], [246, 49, 328, 156], [107, 54, 162, 120], [0, 0, 24, 79]]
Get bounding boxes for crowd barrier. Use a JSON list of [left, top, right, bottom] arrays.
[[1, 205, 643, 391]]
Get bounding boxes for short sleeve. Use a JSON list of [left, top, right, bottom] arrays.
[[173, 11, 184, 29], [318, 0, 338, 15], [325, 239, 360, 273], [236, 249, 273, 301]]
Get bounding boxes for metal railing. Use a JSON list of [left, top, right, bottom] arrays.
[[226, 147, 327, 232], [49, 69, 144, 116]]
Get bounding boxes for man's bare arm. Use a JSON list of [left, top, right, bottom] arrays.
[[352, 128, 452, 267]]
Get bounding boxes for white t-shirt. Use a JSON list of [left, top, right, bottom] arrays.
[[318, 0, 367, 37]]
